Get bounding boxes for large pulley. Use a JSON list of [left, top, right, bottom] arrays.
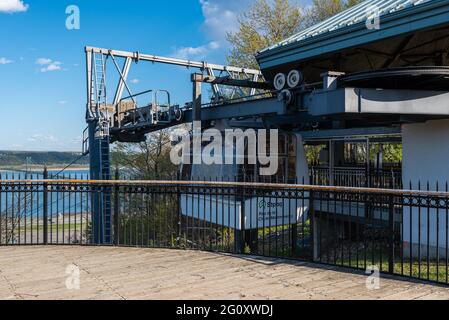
[[273, 69, 304, 106], [273, 69, 304, 91]]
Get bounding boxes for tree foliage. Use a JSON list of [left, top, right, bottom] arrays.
[[303, 0, 363, 26], [372, 143, 403, 163], [226, 0, 303, 69], [226, 0, 363, 68], [112, 130, 177, 180]]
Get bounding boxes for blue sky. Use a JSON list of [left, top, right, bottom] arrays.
[[0, 0, 307, 152]]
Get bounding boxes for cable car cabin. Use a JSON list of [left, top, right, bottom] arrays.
[[179, 132, 310, 231]]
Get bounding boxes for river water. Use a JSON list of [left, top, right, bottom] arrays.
[[0, 169, 89, 180], [0, 169, 91, 218]]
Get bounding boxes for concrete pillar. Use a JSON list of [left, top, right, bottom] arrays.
[[402, 119, 449, 259]]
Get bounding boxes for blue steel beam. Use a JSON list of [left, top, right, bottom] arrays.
[[109, 97, 287, 139]]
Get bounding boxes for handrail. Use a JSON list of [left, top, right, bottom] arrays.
[[1, 179, 448, 197]]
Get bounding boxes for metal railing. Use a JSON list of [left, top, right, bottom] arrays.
[[1, 178, 449, 285], [310, 166, 403, 189]]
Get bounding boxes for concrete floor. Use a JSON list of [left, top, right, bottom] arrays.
[[0, 246, 449, 300]]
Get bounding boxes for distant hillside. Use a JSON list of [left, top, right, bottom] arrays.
[[0, 151, 89, 168]]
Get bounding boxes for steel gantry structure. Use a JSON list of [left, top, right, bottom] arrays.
[[84, 46, 273, 243]]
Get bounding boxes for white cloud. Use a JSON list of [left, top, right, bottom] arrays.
[[0, 0, 28, 13], [36, 58, 52, 65], [130, 79, 139, 84], [0, 57, 13, 65], [58, 100, 68, 105], [71, 136, 82, 144], [172, 1, 247, 61], [41, 63, 62, 72], [27, 134, 57, 143], [199, 0, 248, 42], [36, 58, 62, 73], [172, 41, 221, 60]]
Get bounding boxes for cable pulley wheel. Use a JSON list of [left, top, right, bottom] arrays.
[[278, 89, 292, 105], [274, 73, 286, 91], [287, 70, 303, 88], [174, 108, 184, 122]]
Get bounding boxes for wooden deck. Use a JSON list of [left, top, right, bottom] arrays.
[[0, 246, 449, 300]]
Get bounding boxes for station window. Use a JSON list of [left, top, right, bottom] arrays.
[[241, 133, 297, 184], [180, 133, 298, 183]]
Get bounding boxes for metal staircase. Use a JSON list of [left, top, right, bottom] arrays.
[[92, 54, 106, 115], [94, 53, 111, 138]]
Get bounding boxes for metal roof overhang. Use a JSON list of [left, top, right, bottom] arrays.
[[256, 0, 449, 79]]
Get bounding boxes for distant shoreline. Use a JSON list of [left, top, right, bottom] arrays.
[[0, 166, 89, 173]]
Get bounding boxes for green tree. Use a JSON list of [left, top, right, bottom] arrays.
[[226, 0, 363, 68], [226, 0, 303, 69], [374, 143, 402, 163], [304, 0, 363, 26], [112, 130, 177, 180]]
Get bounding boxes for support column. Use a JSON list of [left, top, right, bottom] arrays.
[[366, 139, 371, 188], [191, 73, 202, 123], [332, 121, 346, 168], [333, 141, 345, 167], [310, 190, 318, 261], [402, 119, 449, 259], [43, 167, 48, 245], [88, 120, 112, 244]]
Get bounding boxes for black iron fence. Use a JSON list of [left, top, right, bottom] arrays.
[[310, 166, 403, 189], [1, 178, 449, 285]]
